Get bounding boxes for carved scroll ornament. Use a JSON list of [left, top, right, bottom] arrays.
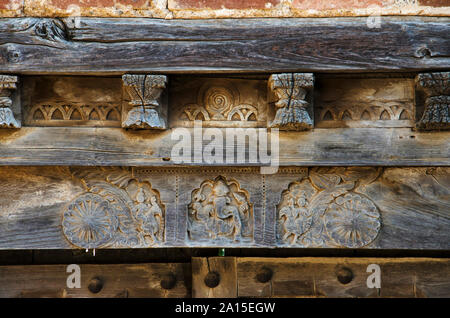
[[416, 72, 449, 130], [122, 74, 168, 129], [0, 75, 20, 128], [268, 73, 314, 130]]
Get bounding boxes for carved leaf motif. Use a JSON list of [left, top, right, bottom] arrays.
[[309, 171, 343, 190]]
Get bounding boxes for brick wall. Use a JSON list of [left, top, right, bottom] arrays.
[[0, 0, 449, 18]]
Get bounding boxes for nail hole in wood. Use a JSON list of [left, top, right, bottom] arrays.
[[160, 273, 177, 290], [88, 277, 103, 293], [204, 271, 220, 288], [336, 267, 353, 285], [256, 267, 273, 283]]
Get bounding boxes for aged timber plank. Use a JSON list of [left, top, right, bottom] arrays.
[[0, 127, 448, 166], [0, 263, 191, 298], [0, 166, 448, 250], [236, 257, 450, 298], [0, 17, 449, 74], [192, 257, 237, 298]]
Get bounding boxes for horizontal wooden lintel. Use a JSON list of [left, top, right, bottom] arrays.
[[0, 257, 448, 298], [0, 17, 449, 75], [0, 127, 448, 166]]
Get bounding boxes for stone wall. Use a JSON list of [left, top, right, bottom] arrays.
[[0, 0, 449, 18]]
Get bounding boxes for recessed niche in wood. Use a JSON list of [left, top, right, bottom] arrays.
[[314, 77, 415, 128], [22, 76, 122, 127], [169, 76, 268, 128]]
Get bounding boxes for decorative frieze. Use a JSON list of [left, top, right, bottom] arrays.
[[62, 168, 165, 248], [415, 72, 449, 130], [277, 168, 382, 248], [0, 75, 20, 128], [0, 166, 449, 249], [315, 77, 415, 128], [22, 76, 122, 127], [122, 74, 168, 129], [28, 103, 121, 124], [171, 78, 267, 128], [268, 73, 314, 130]]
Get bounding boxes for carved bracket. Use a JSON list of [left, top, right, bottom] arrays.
[[0, 75, 20, 128], [415, 72, 449, 130], [268, 73, 314, 131], [122, 74, 168, 129]]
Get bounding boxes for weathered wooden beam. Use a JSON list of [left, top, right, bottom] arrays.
[[0, 127, 448, 166], [0, 258, 448, 298], [0, 263, 191, 298], [0, 17, 449, 75], [0, 166, 448, 250], [236, 257, 450, 298]]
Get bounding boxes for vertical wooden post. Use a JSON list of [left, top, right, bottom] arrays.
[[191, 257, 237, 298]]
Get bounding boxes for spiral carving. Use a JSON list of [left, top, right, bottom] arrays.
[[204, 87, 234, 119]]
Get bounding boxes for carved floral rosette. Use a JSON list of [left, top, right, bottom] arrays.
[[277, 168, 381, 248], [62, 168, 165, 249], [187, 176, 253, 244]]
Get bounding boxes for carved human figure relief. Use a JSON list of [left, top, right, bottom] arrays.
[[415, 72, 449, 130], [0, 75, 20, 128], [268, 73, 314, 130], [179, 80, 259, 122], [122, 74, 168, 129], [62, 168, 165, 248], [133, 188, 163, 245], [277, 168, 381, 248], [187, 176, 253, 244]]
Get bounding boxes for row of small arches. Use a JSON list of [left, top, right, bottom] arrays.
[[181, 105, 258, 121], [319, 107, 411, 121], [31, 105, 121, 121]]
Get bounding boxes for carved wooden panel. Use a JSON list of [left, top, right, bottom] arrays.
[[170, 77, 268, 128], [0, 166, 448, 249], [63, 168, 166, 249], [187, 176, 253, 244], [315, 77, 415, 128], [277, 168, 381, 248], [22, 77, 122, 127]]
